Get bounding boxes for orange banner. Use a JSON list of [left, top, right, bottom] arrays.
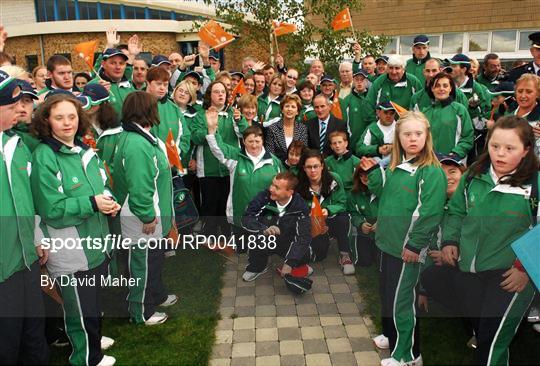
[[198, 20, 235, 51], [311, 195, 328, 237], [229, 79, 247, 106], [165, 129, 184, 171], [74, 40, 98, 70], [331, 96, 343, 120], [390, 101, 409, 118], [331, 8, 352, 31], [273, 21, 297, 37]]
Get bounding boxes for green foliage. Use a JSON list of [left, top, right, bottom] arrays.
[[202, 0, 389, 70]]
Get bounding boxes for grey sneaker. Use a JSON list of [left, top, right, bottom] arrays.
[[242, 267, 269, 282]]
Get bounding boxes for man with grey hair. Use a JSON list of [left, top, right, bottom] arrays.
[[338, 61, 353, 98], [365, 54, 422, 124]]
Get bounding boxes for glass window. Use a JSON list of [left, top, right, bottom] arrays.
[[26, 55, 38, 72], [383, 37, 397, 54], [442, 33, 463, 54], [80, 2, 98, 20], [35, 0, 56, 22], [56, 0, 75, 20], [469, 32, 489, 52], [519, 31, 534, 50], [426, 35, 441, 53], [399, 35, 415, 55], [491, 30, 516, 52]]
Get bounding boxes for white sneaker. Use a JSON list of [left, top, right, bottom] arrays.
[[534, 323, 540, 333], [407, 355, 423, 366], [97, 355, 116, 366], [339, 255, 355, 275], [466, 335, 477, 349], [381, 358, 404, 366], [373, 334, 390, 349], [144, 312, 168, 326], [100, 336, 115, 350], [527, 306, 539, 323], [159, 294, 179, 307], [242, 267, 268, 282], [164, 250, 176, 258]]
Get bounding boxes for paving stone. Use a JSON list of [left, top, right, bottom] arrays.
[[303, 339, 328, 354], [323, 324, 347, 338], [276, 316, 299, 328], [298, 316, 320, 327], [237, 286, 255, 296], [301, 325, 325, 340], [255, 305, 276, 317], [326, 338, 352, 353], [255, 341, 280, 357], [234, 329, 256, 343], [256, 317, 277, 329], [295, 293, 315, 305], [276, 305, 297, 316], [255, 355, 280, 366], [234, 317, 255, 330], [237, 279, 255, 288], [332, 293, 353, 303], [232, 342, 256, 358], [212, 343, 232, 358], [350, 337, 375, 352], [319, 316, 342, 326], [324, 268, 342, 276], [235, 296, 255, 307], [217, 318, 234, 330], [278, 327, 301, 341], [330, 352, 357, 366], [280, 340, 304, 355], [330, 284, 350, 294], [313, 293, 335, 304], [344, 275, 357, 284], [280, 355, 305, 366], [354, 351, 381, 366], [305, 353, 331, 366], [341, 316, 364, 325], [317, 303, 338, 315], [345, 324, 370, 338], [337, 302, 360, 315], [309, 275, 328, 284], [215, 330, 233, 344], [255, 295, 275, 306], [221, 287, 236, 297], [352, 292, 363, 304], [231, 357, 256, 366], [296, 304, 318, 316], [221, 307, 235, 318], [221, 296, 236, 307], [256, 328, 278, 342], [236, 306, 256, 317], [255, 285, 274, 296], [275, 295, 295, 305], [311, 283, 331, 293], [327, 275, 347, 284], [210, 358, 231, 366]]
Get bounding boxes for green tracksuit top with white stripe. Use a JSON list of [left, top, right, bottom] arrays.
[[0, 132, 37, 283], [458, 77, 491, 129], [95, 126, 123, 176], [325, 151, 360, 193], [112, 122, 173, 237], [422, 99, 474, 159], [340, 90, 372, 151], [442, 165, 539, 273], [299, 102, 316, 123], [305, 173, 348, 216], [31, 138, 110, 278], [151, 97, 191, 166], [410, 86, 469, 112], [12, 122, 41, 152], [205, 133, 283, 225], [191, 108, 248, 178], [89, 72, 136, 121], [347, 190, 379, 229], [367, 160, 447, 259], [405, 54, 430, 85], [257, 94, 282, 126], [357, 120, 396, 158]]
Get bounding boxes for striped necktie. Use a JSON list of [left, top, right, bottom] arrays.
[[319, 120, 327, 152]]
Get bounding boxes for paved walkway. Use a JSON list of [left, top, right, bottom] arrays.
[[209, 247, 384, 366]]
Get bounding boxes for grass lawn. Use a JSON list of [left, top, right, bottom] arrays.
[[355, 265, 540, 365], [51, 248, 225, 365]]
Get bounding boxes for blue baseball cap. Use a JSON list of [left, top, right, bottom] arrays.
[[447, 53, 471, 66], [377, 101, 395, 111], [44, 88, 75, 99], [151, 55, 171, 67], [375, 56, 389, 64], [413, 35, 429, 46], [319, 75, 336, 84], [81, 83, 110, 105], [230, 71, 244, 79], [487, 81, 515, 96], [76, 95, 91, 110], [353, 69, 368, 78], [436, 153, 463, 167], [0, 71, 21, 106], [17, 79, 38, 100], [182, 70, 202, 84], [209, 50, 220, 61], [102, 48, 128, 61]]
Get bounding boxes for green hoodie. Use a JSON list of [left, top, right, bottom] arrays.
[[89, 71, 136, 121], [1, 132, 37, 283], [191, 108, 248, 178], [31, 138, 110, 278], [340, 90, 372, 151], [405, 54, 431, 85], [422, 99, 474, 158], [112, 122, 174, 237], [325, 151, 360, 193], [205, 133, 283, 225], [368, 160, 447, 259], [442, 166, 539, 273]]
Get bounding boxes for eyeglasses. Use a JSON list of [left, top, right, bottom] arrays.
[[286, 75, 298, 80], [305, 164, 322, 170], [176, 89, 189, 96]]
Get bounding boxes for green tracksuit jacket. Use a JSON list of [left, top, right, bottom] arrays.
[[89, 71, 136, 121], [347, 190, 379, 229], [12, 122, 41, 152], [405, 54, 430, 85], [340, 90, 372, 151], [191, 108, 248, 178], [325, 151, 360, 193], [367, 160, 447, 259], [357, 120, 396, 158], [458, 77, 491, 129], [95, 126, 123, 176], [299, 102, 316, 123], [410, 86, 468, 111], [205, 133, 283, 225], [31, 138, 110, 278], [476, 72, 500, 92], [0, 132, 38, 283], [304, 172, 348, 216], [151, 97, 191, 167], [257, 94, 282, 126], [422, 99, 474, 158], [112, 122, 174, 238]]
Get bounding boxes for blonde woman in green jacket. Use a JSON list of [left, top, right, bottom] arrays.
[[360, 111, 447, 366], [31, 94, 121, 366]]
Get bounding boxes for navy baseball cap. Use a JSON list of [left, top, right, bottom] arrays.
[[81, 83, 110, 105], [0, 71, 21, 106], [230, 71, 244, 79], [102, 48, 128, 61], [44, 88, 75, 100], [151, 55, 171, 67], [17, 80, 38, 100], [76, 95, 91, 110], [319, 75, 336, 84], [209, 50, 220, 60], [353, 69, 368, 78], [375, 56, 389, 64], [487, 81, 515, 96], [447, 54, 471, 66], [529, 31, 540, 48], [377, 101, 395, 111], [413, 35, 429, 46], [182, 70, 202, 84], [436, 153, 463, 167]]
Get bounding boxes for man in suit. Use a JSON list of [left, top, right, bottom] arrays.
[[508, 31, 540, 82], [306, 94, 347, 157]]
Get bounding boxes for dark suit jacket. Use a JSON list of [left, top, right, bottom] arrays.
[[306, 115, 348, 157], [265, 119, 308, 163], [508, 61, 538, 83]]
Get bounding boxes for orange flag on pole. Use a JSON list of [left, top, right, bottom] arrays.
[[311, 195, 328, 237], [74, 40, 98, 70], [331, 7, 353, 31], [273, 21, 297, 37], [198, 20, 235, 51], [165, 129, 184, 171], [331, 96, 343, 120], [228, 79, 247, 106], [390, 101, 409, 118]]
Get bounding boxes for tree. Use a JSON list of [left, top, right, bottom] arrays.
[[202, 0, 389, 71]]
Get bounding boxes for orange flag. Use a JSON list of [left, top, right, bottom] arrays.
[[198, 20, 235, 51], [331, 96, 343, 120], [103, 161, 114, 190], [311, 195, 328, 237], [331, 7, 352, 31], [228, 79, 247, 106], [390, 101, 409, 118], [165, 129, 184, 171], [74, 40, 98, 70], [273, 21, 297, 37]]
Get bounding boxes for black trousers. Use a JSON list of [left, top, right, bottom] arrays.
[[0, 262, 49, 365], [354, 232, 378, 267], [246, 238, 310, 273], [183, 173, 201, 213], [199, 176, 230, 236], [310, 213, 351, 262], [421, 265, 536, 365]]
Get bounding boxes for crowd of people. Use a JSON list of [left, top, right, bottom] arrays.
[[0, 24, 539, 366]]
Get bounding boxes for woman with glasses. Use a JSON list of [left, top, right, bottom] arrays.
[[285, 69, 299, 95]]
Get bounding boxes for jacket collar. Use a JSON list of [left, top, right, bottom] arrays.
[[264, 192, 306, 215], [412, 52, 430, 65], [396, 156, 419, 174], [45, 78, 80, 93], [99, 69, 131, 87], [122, 121, 157, 145], [42, 136, 87, 153], [351, 89, 367, 98], [434, 96, 454, 107], [331, 149, 353, 161]]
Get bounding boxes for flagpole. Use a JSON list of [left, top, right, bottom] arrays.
[[269, 21, 275, 67], [274, 32, 281, 56], [192, 38, 236, 58], [347, 8, 358, 42]]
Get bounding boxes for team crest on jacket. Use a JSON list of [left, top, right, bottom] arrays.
[[72, 176, 79, 183]]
